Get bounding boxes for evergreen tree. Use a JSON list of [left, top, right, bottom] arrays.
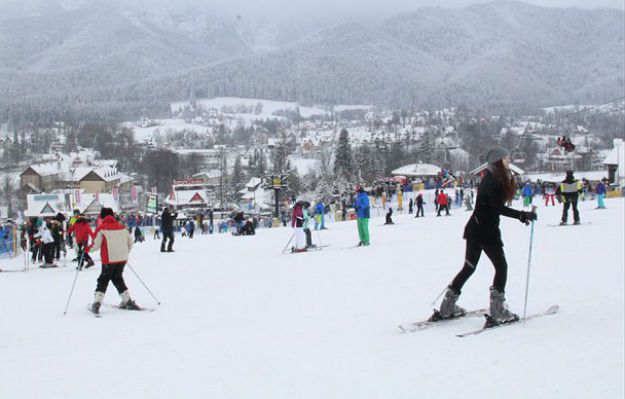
[[334, 128, 354, 179]]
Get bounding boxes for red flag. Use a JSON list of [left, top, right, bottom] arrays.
[[95, 192, 100, 202], [131, 186, 138, 202], [75, 189, 81, 204]]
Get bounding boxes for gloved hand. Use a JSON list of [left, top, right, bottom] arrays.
[[519, 211, 538, 225], [84, 245, 91, 253]]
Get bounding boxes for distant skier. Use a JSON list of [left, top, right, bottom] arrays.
[[35, 222, 56, 268], [408, 198, 414, 214], [87, 207, 140, 314], [355, 187, 370, 246], [160, 208, 178, 252], [291, 201, 306, 252], [522, 182, 534, 207], [385, 207, 394, 225], [415, 193, 425, 218], [431, 147, 537, 324], [544, 183, 556, 207], [595, 180, 607, 209], [67, 216, 95, 270], [437, 190, 450, 216], [302, 201, 315, 248], [556, 170, 583, 225]]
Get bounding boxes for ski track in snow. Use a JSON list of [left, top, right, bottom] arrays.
[[0, 197, 623, 398]]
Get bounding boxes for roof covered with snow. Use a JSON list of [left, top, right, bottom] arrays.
[[392, 163, 442, 177]]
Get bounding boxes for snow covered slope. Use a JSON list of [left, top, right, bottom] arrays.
[[1, 197, 623, 398]]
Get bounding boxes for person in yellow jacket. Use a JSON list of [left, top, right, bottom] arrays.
[[556, 170, 583, 225]]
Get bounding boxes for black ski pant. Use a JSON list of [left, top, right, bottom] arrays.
[[77, 242, 93, 268], [54, 239, 63, 260], [415, 205, 424, 217], [449, 239, 509, 294], [42, 242, 55, 265], [161, 230, 174, 251], [437, 205, 450, 216], [304, 228, 312, 247], [561, 200, 579, 223], [96, 263, 128, 294]]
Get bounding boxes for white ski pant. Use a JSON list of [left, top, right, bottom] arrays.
[[294, 227, 306, 249]]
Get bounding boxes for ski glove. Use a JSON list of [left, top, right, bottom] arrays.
[[519, 211, 537, 225]]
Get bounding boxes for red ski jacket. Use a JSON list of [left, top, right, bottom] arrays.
[[438, 192, 448, 205], [89, 216, 133, 265], [67, 220, 94, 244]]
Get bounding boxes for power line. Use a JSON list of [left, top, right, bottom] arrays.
[[563, 96, 625, 117], [585, 106, 625, 118]]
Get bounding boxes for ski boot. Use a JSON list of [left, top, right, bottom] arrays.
[[91, 292, 105, 314], [486, 287, 519, 327], [573, 220, 580, 225], [119, 291, 141, 310], [429, 287, 466, 321]]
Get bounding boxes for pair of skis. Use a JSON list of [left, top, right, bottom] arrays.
[[398, 305, 559, 337], [87, 303, 155, 318]]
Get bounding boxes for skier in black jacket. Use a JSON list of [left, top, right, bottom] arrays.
[[432, 147, 537, 324], [160, 208, 178, 252]]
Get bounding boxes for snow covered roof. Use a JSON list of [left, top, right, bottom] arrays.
[[164, 190, 208, 206], [523, 171, 609, 182], [603, 139, 624, 171], [392, 163, 442, 177]]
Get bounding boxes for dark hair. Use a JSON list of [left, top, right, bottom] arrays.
[[100, 207, 115, 219], [492, 160, 516, 202]]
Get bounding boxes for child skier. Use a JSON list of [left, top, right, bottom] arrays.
[[385, 207, 394, 225]]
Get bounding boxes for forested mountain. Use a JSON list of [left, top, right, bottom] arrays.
[[0, 0, 622, 122]]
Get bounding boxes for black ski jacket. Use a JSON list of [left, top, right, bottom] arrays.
[[463, 170, 521, 246], [160, 211, 178, 232]]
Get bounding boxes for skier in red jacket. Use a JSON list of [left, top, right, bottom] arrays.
[[437, 191, 450, 216], [67, 216, 95, 270]]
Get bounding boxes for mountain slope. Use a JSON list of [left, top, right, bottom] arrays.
[[0, 1, 623, 111]]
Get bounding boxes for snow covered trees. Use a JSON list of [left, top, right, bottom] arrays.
[[334, 129, 354, 179]]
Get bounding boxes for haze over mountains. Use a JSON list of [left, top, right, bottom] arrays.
[[0, 0, 623, 114]]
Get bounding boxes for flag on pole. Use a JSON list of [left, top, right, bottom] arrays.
[[131, 186, 138, 202], [95, 191, 100, 203], [112, 187, 119, 201], [75, 189, 81, 204]]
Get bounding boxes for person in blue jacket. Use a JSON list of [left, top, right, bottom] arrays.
[[314, 201, 326, 230], [355, 187, 370, 246], [595, 181, 607, 209], [521, 182, 534, 207]]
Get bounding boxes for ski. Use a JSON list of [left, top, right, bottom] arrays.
[[398, 308, 487, 333], [101, 302, 156, 312], [282, 245, 327, 255], [548, 222, 591, 227], [456, 305, 559, 337]]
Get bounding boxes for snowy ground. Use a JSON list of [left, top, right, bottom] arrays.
[[1, 197, 623, 399]]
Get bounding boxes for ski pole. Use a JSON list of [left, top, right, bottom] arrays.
[[126, 262, 161, 305], [316, 229, 324, 246], [522, 205, 538, 320], [63, 249, 85, 315], [282, 233, 295, 252], [430, 285, 448, 307]]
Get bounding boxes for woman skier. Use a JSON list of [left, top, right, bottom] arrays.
[[431, 147, 537, 324]]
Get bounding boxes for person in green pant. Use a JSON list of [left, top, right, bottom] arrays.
[[355, 186, 371, 246]]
